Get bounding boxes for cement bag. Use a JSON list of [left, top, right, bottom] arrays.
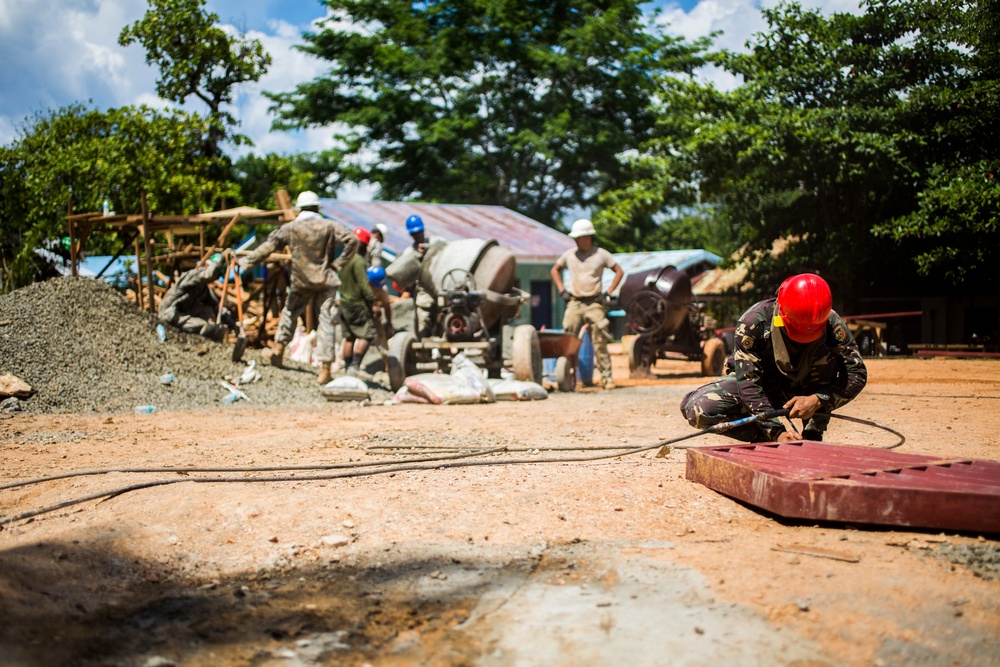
[[404, 373, 483, 405], [288, 326, 318, 365], [450, 352, 496, 403], [392, 386, 432, 404], [321, 375, 370, 402], [489, 379, 548, 401]]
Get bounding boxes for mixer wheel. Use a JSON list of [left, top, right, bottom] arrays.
[[701, 337, 726, 377], [512, 325, 543, 383], [626, 290, 667, 335], [387, 332, 418, 391]]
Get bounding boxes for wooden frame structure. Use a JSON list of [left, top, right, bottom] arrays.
[[65, 192, 296, 346]]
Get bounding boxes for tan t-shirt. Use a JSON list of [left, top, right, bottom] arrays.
[[555, 247, 618, 298]]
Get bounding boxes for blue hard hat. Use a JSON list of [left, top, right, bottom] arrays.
[[367, 266, 386, 288], [405, 214, 424, 234]]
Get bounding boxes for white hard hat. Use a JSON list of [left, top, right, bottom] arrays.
[[569, 218, 596, 238], [295, 190, 321, 208], [374, 223, 387, 236]]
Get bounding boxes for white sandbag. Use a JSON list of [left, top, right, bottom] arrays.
[[450, 352, 496, 403], [392, 386, 432, 404], [404, 373, 483, 405], [320, 375, 371, 402], [287, 326, 318, 365], [489, 379, 548, 401]]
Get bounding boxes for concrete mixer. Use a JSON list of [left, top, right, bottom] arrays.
[[618, 265, 726, 377], [384, 238, 536, 391]]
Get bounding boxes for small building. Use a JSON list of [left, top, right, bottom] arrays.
[[319, 200, 574, 328]]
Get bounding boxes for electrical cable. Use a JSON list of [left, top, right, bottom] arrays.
[[0, 409, 905, 529]]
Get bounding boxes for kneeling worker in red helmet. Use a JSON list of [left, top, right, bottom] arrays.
[[680, 274, 867, 442]]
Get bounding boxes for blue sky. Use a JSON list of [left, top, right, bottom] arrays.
[[0, 0, 860, 198]]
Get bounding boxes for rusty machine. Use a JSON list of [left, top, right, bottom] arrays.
[[384, 238, 536, 391], [619, 265, 726, 378]]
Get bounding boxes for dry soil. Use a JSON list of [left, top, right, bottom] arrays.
[[1, 353, 999, 667]]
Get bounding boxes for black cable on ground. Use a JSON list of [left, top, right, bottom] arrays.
[[0, 409, 905, 529]]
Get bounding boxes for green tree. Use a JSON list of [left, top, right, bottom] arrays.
[[268, 0, 708, 228], [603, 0, 1000, 306], [0, 104, 236, 293], [232, 153, 332, 210], [119, 0, 272, 159]]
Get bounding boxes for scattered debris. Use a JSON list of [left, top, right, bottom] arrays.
[[771, 544, 860, 563]]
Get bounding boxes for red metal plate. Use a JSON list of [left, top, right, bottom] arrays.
[[685, 441, 1000, 533]]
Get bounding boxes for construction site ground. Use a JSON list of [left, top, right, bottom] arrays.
[[2, 352, 999, 667]]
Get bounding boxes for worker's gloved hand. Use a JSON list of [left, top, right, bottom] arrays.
[[561, 289, 572, 302], [598, 292, 609, 306]]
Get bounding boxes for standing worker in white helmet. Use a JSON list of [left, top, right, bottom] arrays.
[[239, 190, 359, 384], [550, 219, 624, 390]]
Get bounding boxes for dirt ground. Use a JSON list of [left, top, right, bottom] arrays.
[[1, 352, 999, 667]]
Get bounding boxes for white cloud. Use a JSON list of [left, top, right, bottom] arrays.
[[657, 0, 863, 89]]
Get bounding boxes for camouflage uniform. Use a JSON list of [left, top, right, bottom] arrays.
[[680, 297, 867, 442], [367, 236, 384, 268], [241, 210, 358, 363], [158, 260, 231, 341]]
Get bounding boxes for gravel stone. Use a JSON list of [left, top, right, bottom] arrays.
[[0, 277, 393, 413]]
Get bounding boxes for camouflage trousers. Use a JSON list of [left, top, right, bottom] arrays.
[[160, 303, 231, 341], [680, 373, 846, 443], [277, 285, 339, 363], [563, 299, 613, 383]]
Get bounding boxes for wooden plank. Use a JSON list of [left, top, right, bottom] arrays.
[[141, 192, 156, 313], [686, 442, 1000, 532]]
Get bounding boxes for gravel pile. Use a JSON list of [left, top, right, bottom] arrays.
[[934, 543, 1000, 581], [0, 277, 393, 414]]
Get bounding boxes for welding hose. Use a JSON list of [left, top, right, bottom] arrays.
[[0, 409, 905, 528]]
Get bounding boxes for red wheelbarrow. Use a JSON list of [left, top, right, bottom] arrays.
[[537, 325, 590, 392]]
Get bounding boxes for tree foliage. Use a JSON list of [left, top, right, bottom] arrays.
[[269, 0, 709, 228], [119, 0, 272, 158], [602, 0, 999, 305], [232, 153, 334, 210], [0, 104, 236, 292]]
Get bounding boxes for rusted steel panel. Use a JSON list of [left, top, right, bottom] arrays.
[[686, 442, 1000, 533]]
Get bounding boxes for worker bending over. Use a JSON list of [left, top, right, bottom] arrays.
[[158, 252, 236, 341], [680, 273, 867, 442]]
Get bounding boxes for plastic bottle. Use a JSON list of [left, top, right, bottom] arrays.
[[160, 373, 175, 385], [221, 393, 241, 404], [156, 324, 166, 342], [134, 405, 158, 414]]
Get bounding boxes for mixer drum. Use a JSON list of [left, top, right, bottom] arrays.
[[419, 238, 517, 330], [619, 265, 693, 336]]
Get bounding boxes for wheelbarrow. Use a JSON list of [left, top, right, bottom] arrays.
[[537, 324, 591, 392]]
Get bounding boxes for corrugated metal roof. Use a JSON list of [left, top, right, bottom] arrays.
[[318, 200, 573, 263], [614, 250, 722, 276], [600, 249, 721, 296]]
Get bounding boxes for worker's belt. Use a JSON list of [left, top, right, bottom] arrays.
[[570, 294, 604, 305]]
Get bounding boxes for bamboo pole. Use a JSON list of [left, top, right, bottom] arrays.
[[141, 192, 156, 313]]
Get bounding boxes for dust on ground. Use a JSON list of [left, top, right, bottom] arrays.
[[2, 348, 999, 666]]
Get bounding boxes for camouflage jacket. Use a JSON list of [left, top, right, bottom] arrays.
[[727, 297, 868, 413], [242, 211, 358, 290], [158, 262, 219, 318]]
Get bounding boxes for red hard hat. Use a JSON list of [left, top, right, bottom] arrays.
[[354, 227, 371, 245], [776, 274, 832, 343]]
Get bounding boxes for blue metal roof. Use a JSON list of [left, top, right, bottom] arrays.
[[613, 249, 723, 276], [318, 200, 573, 263]]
